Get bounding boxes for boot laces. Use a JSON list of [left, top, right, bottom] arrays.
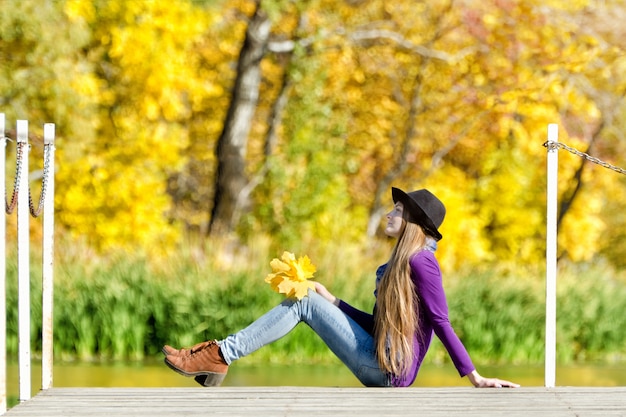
[[188, 340, 218, 358]]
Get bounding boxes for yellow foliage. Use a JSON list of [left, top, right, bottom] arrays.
[[54, 0, 216, 254], [265, 252, 317, 300], [427, 168, 494, 272], [8, 0, 625, 272]]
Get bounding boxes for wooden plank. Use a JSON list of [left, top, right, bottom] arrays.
[[3, 387, 626, 417]]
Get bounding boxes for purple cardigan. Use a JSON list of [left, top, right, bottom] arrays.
[[338, 250, 475, 387]]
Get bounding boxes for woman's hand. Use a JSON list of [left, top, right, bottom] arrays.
[[467, 370, 520, 388], [314, 282, 339, 306]]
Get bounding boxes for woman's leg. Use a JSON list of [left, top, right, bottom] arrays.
[[219, 290, 390, 387]]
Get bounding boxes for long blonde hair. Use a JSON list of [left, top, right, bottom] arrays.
[[373, 220, 427, 378]]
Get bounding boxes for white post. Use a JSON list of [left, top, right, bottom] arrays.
[[16, 120, 31, 401], [545, 123, 559, 388], [0, 114, 7, 414], [41, 124, 55, 391]]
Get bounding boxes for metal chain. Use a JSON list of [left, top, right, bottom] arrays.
[[4, 140, 52, 217], [543, 141, 626, 175], [29, 142, 52, 218], [5, 139, 23, 214]]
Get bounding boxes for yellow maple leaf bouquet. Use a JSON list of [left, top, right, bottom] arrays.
[[265, 251, 317, 300]]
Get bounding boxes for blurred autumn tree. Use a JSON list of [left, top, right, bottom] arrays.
[[1, 0, 625, 270], [53, 0, 218, 253], [0, 0, 98, 242]]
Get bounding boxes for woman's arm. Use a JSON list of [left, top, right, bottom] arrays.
[[412, 252, 475, 376], [314, 282, 375, 334], [412, 252, 519, 388], [314, 282, 339, 306]]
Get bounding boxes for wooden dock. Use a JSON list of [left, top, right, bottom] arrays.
[[3, 387, 626, 416]]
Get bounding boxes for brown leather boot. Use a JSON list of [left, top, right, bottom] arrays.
[[162, 340, 213, 357], [164, 340, 228, 386]]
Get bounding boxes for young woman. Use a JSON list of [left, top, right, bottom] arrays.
[[163, 187, 519, 388]]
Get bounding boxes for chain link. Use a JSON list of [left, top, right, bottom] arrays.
[[4, 139, 53, 217], [5, 138, 23, 214], [29, 142, 52, 217], [543, 141, 626, 175]]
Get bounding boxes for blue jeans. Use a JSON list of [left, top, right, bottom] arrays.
[[218, 290, 391, 387]]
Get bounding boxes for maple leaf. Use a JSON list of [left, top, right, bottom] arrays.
[[265, 251, 317, 300]]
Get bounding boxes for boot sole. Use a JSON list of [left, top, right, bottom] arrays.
[[194, 373, 226, 387], [163, 357, 227, 386]]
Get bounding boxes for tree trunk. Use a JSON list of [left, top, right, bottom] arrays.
[[557, 121, 604, 228], [208, 3, 270, 236]]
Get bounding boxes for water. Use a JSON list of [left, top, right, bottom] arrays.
[[5, 359, 626, 399]]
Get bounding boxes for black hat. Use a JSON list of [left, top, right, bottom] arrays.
[[391, 187, 446, 241]]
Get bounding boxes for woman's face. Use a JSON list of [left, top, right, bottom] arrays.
[[385, 202, 406, 238]]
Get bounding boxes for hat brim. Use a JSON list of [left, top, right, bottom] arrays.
[[392, 187, 443, 240]]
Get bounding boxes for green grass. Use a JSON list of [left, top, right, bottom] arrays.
[[4, 241, 626, 366]]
